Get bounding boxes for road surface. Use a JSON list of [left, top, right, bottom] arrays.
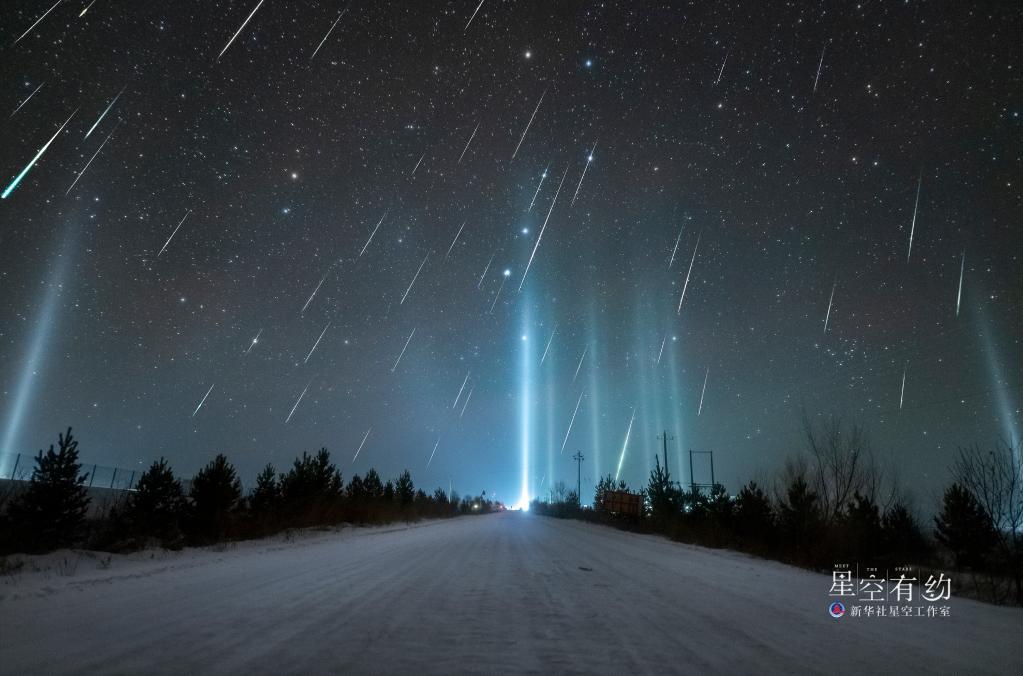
[[1, 512, 1021, 674]]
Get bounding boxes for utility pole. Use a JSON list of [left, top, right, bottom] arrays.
[[657, 430, 674, 477], [572, 451, 585, 502]]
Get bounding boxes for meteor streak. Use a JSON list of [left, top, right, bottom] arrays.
[[477, 253, 494, 288], [285, 380, 312, 423], [519, 163, 569, 291], [572, 345, 588, 383], [192, 384, 215, 418], [907, 172, 922, 262], [698, 367, 709, 415], [310, 8, 347, 61], [540, 324, 556, 364], [488, 269, 510, 313], [391, 328, 416, 372], [353, 428, 371, 462], [668, 225, 683, 269], [15, 0, 62, 44], [66, 121, 118, 195], [813, 44, 826, 93], [656, 332, 667, 364], [511, 88, 546, 159], [400, 252, 430, 304], [359, 210, 387, 257], [464, 0, 485, 31], [427, 436, 441, 467], [304, 321, 331, 363], [459, 385, 474, 417], [445, 222, 466, 259], [899, 362, 907, 410], [559, 389, 584, 454], [244, 328, 263, 354], [956, 250, 965, 317], [157, 210, 190, 257], [676, 231, 701, 315], [10, 82, 45, 117], [301, 271, 329, 316], [715, 50, 729, 85], [79, 0, 97, 17], [823, 279, 836, 334], [452, 371, 470, 408], [614, 407, 637, 482], [2, 109, 77, 200], [84, 85, 125, 139], [457, 122, 479, 164], [217, 0, 265, 61], [410, 153, 425, 176], [570, 141, 597, 206], [527, 162, 550, 211]]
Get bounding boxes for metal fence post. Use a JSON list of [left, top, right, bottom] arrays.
[[10, 453, 19, 480], [110, 467, 118, 489], [88, 463, 97, 487]]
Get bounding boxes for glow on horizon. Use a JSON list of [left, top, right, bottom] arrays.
[[516, 304, 532, 510], [0, 231, 75, 475]]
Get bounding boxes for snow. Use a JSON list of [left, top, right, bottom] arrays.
[[1, 513, 1021, 674]]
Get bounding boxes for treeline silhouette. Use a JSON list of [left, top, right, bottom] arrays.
[[533, 418, 1022, 606], [0, 428, 495, 555]]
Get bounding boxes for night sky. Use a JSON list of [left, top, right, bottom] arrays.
[[1, 1, 1020, 508]]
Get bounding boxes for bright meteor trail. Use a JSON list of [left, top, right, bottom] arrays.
[[304, 321, 331, 363], [15, 0, 63, 44], [823, 279, 836, 335], [907, 172, 922, 262], [400, 253, 430, 304], [512, 88, 546, 159], [391, 328, 416, 372], [66, 121, 119, 195], [218, 0, 265, 61], [10, 82, 45, 118], [614, 407, 637, 482], [84, 86, 125, 139], [519, 163, 569, 291], [310, 8, 348, 62], [192, 384, 215, 418], [676, 231, 701, 315], [571, 141, 597, 206], [2, 109, 77, 200], [956, 250, 965, 317], [353, 428, 371, 462], [359, 210, 387, 257], [285, 381, 311, 424], [560, 389, 584, 454], [301, 271, 329, 316], [157, 210, 190, 257]]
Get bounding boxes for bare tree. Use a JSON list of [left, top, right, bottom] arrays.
[[951, 439, 1022, 604], [801, 414, 890, 522]]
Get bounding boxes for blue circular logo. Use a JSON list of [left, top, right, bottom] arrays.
[[829, 601, 846, 618]]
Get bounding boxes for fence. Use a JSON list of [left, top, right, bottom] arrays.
[[6, 454, 204, 494]]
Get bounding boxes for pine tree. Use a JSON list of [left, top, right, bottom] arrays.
[[734, 481, 774, 551], [130, 457, 185, 546], [7, 428, 90, 552], [383, 480, 395, 503], [395, 470, 415, 506], [844, 491, 882, 562], [189, 454, 242, 540], [363, 469, 384, 500], [346, 474, 366, 501], [249, 463, 279, 513], [934, 482, 997, 570], [777, 475, 822, 564], [646, 456, 678, 522], [881, 501, 929, 564]]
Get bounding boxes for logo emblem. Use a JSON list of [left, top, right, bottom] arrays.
[[829, 601, 846, 618]]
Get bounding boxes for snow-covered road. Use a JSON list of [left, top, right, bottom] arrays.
[[1, 512, 1020, 674]]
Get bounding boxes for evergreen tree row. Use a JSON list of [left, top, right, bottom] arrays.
[[0, 428, 495, 555]]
